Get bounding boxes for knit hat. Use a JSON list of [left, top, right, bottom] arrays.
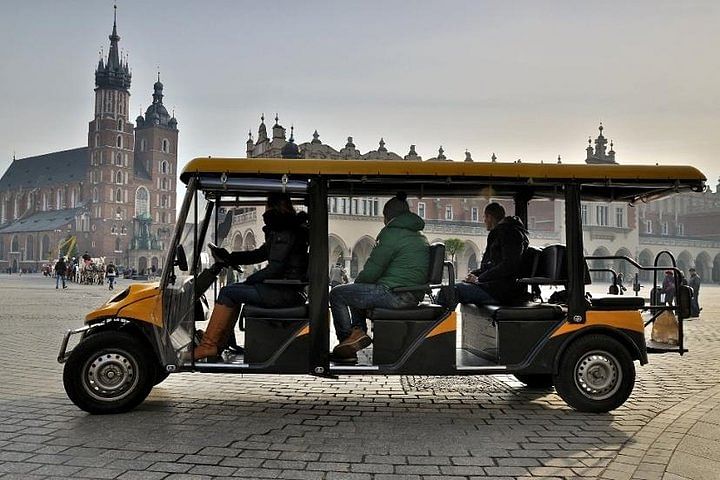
[[383, 192, 410, 221]]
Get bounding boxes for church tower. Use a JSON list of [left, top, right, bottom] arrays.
[[134, 73, 178, 244], [87, 6, 134, 259]]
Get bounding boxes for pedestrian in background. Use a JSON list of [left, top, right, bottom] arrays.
[[689, 267, 702, 317], [661, 270, 675, 306], [54, 257, 67, 289]]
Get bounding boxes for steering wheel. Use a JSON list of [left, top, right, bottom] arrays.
[[207, 243, 243, 273]]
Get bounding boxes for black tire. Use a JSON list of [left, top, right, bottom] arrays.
[[153, 367, 170, 386], [63, 331, 154, 414], [553, 334, 635, 413], [514, 374, 554, 389]]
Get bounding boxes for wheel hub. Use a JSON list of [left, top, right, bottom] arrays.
[[574, 351, 622, 400], [84, 352, 137, 400]]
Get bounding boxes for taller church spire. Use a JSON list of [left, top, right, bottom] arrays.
[[95, 5, 131, 91]]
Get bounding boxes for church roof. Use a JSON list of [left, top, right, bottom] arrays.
[[0, 207, 84, 234], [0, 147, 88, 190]]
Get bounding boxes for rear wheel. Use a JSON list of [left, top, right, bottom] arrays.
[[63, 331, 154, 414], [554, 334, 635, 413], [514, 374, 554, 389]]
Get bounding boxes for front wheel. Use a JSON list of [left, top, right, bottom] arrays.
[[553, 334, 635, 413], [63, 331, 154, 414]]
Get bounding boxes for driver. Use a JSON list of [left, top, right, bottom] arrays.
[[193, 192, 309, 361]]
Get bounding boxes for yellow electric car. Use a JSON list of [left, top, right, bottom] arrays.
[[58, 158, 705, 414]]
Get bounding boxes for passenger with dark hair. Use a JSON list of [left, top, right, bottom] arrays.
[[329, 193, 430, 362], [452, 202, 529, 305], [193, 192, 309, 361]]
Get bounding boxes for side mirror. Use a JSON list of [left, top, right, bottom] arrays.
[[175, 245, 188, 272]]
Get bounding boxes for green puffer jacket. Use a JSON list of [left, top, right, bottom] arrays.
[[355, 212, 430, 289]]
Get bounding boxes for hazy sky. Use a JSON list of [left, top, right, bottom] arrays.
[[1, 0, 719, 189]]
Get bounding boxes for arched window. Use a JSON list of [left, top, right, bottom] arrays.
[[11, 235, 19, 252], [94, 134, 99, 147], [135, 186, 149, 218], [56, 190, 63, 210], [140, 138, 146, 152], [70, 189, 76, 208], [162, 139, 169, 153], [26, 194, 32, 211], [116, 170, 123, 184], [118, 119, 123, 131], [161, 178, 168, 190], [161, 212, 167, 223], [42, 193, 48, 211], [161, 195, 168, 207], [115, 237, 121, 251], [92, 188, 98, 203], [160, 160, 169, 174], [25, 235, 34, 260], [116, 153, 122, 166], [80, 213, 90, 232], [115, 188, 123, 203], [117, 135, 122, 148]]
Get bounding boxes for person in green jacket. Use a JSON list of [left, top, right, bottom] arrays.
[[330, 192, 430, 362]]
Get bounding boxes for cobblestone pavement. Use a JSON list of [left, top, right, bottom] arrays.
[[1, 274, 719, 479]]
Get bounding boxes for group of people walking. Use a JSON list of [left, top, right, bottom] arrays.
[[51, 254, 118, 291]]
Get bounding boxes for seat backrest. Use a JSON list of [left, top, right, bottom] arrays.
[[519, 246, 542, 278], [428, 242, 446, 285], [535, 244, 567, 282]]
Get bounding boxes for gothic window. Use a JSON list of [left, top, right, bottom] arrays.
[[117, 135, 122, 148], [92, 188, 98, 203], [135, 186, 150, 218], [26, 194, 32, 211], [118, 119, 123, 131], [116, 153, 122, 166], [115, 238, 121, 251], [115, 188, 123, 203], [161, 212, 167, 223], [80, 213, 90, 232], [161, 195, 168, 208], [11, 235, 19, 252], [94, 134, 99, 147], [161, 178, 168, 190], [162, 139, 169, 153], [161, 160, 168, 174], [116, 170, 123, 184], [13, 196, 18, 218], [70, 189, 76, 208], [56, 190, 63, 210]]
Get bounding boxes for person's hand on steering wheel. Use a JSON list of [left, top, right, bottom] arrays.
[[207, 243, 242, 273]]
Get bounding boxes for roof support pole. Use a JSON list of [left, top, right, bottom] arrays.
[[565, 183, 587, 323], [513, 191, 532, 228], [308, 177, 330, 374]]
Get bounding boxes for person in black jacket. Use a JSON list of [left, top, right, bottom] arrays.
[[54, 257, 67, 289], [194, 192, 309, 360], [455, 202, 528, 305]]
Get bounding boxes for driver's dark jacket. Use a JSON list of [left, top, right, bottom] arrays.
[[228, 210, 309, 286], [471, 216, 529, 304]]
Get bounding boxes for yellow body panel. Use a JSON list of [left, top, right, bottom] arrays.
[[551, 310, 643, 338], [181, 157, 705, 183], [85, 283, 163, 328], [426, 312, 457, 338]]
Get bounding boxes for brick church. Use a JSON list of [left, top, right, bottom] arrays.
[[0, 11, 178, 273]]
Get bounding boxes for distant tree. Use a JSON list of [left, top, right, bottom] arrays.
[[444, 238, 465, 267]]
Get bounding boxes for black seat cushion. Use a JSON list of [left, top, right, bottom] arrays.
[[475, 302, 565, 321], [590, 296, 644, 310], [243, 304, 308, 318], [369, 304, 445, 321]]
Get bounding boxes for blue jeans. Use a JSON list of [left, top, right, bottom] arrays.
[[455, 282, 497, 305], [329, 283, 421, 341], [108, 275, 115, 289], [55, 274, 65, 288], [217, 283, 306, 309]]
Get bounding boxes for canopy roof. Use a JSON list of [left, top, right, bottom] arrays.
[[181, 158, 706, 203]]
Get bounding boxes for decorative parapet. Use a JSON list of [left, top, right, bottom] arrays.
[[231, 210, 257, 226], [640, 235, 720, 248]]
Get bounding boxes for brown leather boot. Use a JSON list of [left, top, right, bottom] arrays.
[[193, 304, 239, 360], [332, 327, 372, 359]]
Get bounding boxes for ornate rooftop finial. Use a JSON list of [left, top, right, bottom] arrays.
[[274, 113, 279, 126], [599, 122, 604, 134], [248, 130, 253, 140], [311, 129, 321, 144], [464, 150, 473, 162], [491, 153, 497, 162], [289, 125, 295, 142], [557, 154, 562, 164], [261, 113, 265, 124], [345, 136, 355, 148], [378, 138, 387, 152], [588, 136, 592, 145]]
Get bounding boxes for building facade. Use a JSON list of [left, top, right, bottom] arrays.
[[0, 12, 178, 273], [229, 119, 720, 284]]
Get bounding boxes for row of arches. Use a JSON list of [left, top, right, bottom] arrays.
[[0, 234, 53, 262]]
